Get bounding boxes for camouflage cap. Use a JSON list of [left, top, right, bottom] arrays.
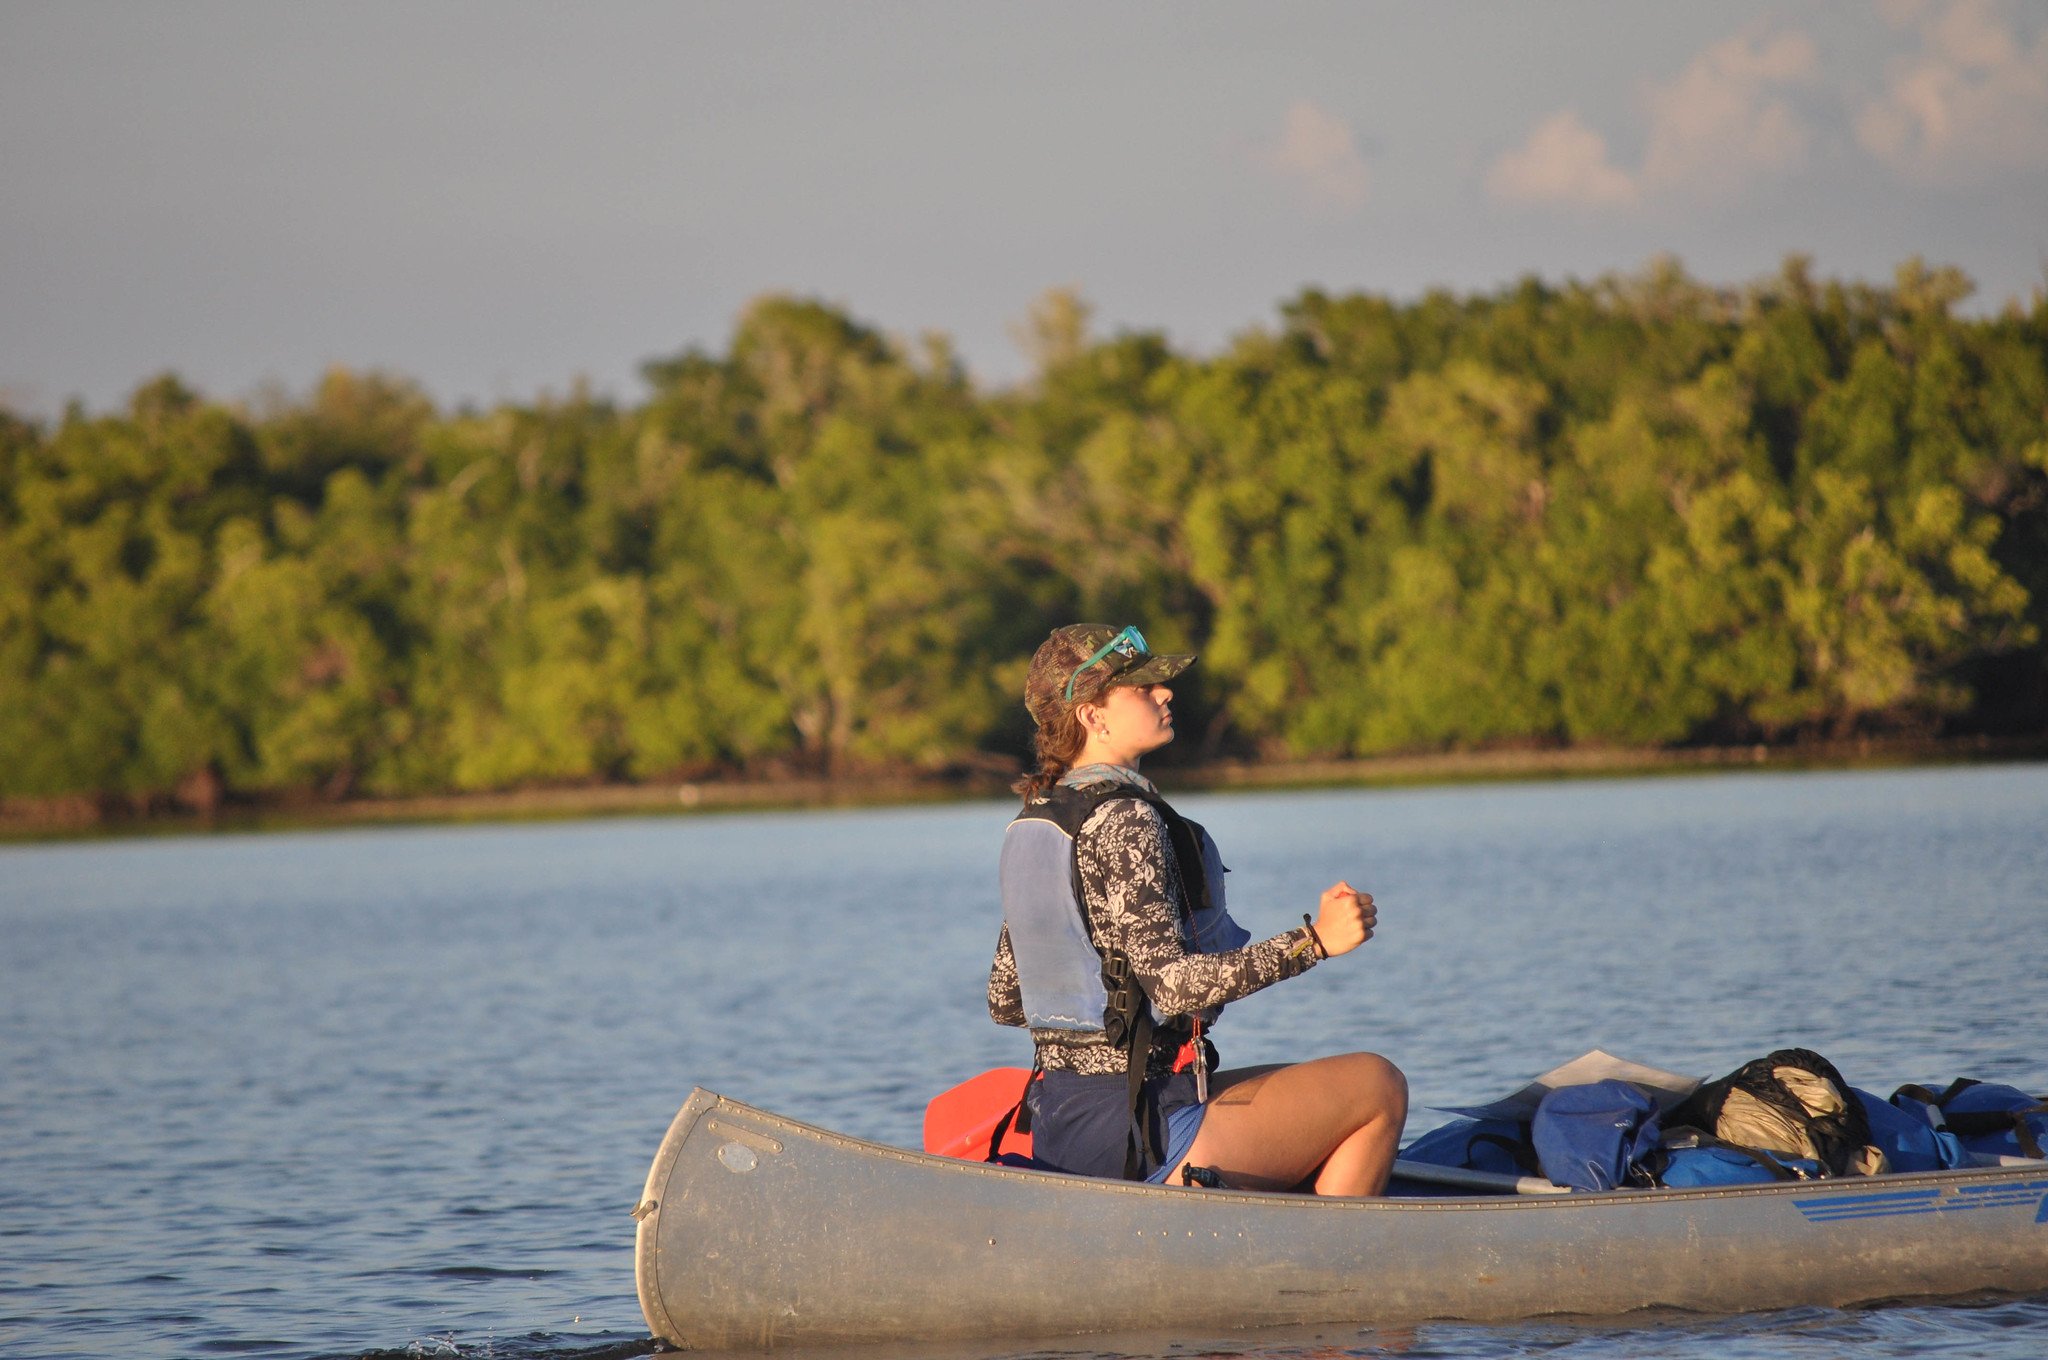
[[1024, 623, 1195, 728]]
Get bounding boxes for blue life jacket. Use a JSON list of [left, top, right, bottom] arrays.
[[999, 779, 1247, 1038]]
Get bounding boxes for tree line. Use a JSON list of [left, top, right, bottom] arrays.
[[3, 255, 2044, 815]]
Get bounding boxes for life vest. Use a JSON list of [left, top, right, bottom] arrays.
[[998, 775, 1249, 1180], [998, 778, 1247, 1040]]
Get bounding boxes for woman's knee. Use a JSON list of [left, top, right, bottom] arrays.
[[1341, 1052, 1407, 1120]]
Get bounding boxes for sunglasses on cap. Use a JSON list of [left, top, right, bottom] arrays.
[[1064, 625, 1150, 702]]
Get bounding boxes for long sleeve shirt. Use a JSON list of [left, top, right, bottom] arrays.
[[989, 795, 1320, 1076]]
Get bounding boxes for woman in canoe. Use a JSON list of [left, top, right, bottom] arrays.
[[990, 623, 1407, 1195]]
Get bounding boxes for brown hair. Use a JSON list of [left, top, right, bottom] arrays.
[[1012, 703, 1089, 801], [1012, 625, 1118, 801]]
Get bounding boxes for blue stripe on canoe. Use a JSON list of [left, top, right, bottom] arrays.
[[1798, 1202, 1932, 1220], [1795, 1183, 2048, 1224], [1957, 1177, 2048, 1195], [1803, 1190, 1941, 1207], [1800, 1198, 2039, 1222], [1801, 1193, 2040, 1216]]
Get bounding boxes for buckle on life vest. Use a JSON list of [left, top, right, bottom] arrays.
[[1173, 1021, 1211, 1101]]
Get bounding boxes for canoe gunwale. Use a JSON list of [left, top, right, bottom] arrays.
[[646, 1085, 2048, 1213]]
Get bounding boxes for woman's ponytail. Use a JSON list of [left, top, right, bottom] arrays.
[[1013, 704, 1086, 801], [1012, 761, 1063, 801]]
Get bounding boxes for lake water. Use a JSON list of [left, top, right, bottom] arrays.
[[3, 763, 2046, 1360]]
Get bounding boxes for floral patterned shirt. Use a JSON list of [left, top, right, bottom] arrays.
[[989, 792, 1320, 1075]]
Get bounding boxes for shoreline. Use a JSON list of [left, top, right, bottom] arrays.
[[5, 732, 2045, 843]]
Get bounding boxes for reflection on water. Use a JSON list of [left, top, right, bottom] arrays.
[[1, 763, 2044, 1359]]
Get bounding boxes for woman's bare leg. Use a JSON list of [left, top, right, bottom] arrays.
[[1178, 1053, 1407, 1196]]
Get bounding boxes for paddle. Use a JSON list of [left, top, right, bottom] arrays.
[[1389, 1160, 1569, 1195], [1972, 1151, 2048, 1166]]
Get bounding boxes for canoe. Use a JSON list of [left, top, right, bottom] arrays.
[[632, 1086, 2048, 1352]]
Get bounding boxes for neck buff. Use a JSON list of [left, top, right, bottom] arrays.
[[1059, 763, 1159, 797]]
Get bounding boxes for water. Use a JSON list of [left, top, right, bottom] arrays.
[[2, 763, 2045, 1359]]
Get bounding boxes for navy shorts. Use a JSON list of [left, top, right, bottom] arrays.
[[1032, 1068, 1205, 1182]]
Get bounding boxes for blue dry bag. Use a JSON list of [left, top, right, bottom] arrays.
[[1856, 1088, 1968, 1172], [1658, 1143, 1805, 1186], [1892, 1080, 2048, 1161], [1398, 1117, 1535, 1178], [1531, 1080, 1662, 1192]]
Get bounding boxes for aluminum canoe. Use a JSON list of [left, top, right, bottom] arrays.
[[632, 1086, 2048, 1352]]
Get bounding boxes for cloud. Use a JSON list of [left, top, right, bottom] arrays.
[[1485, 112, 1638, 207], [1856, 0, 2048, 182], [1488, 27, 1817, 209], [1256, 100, 1370, 212], [1877, 0, 1935, 25], [1639, 29, 1817, 193]]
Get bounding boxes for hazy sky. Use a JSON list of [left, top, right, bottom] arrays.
[[4, 0, 2046, 417]]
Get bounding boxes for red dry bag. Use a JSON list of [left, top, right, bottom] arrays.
[[923, 1067, 1037, 1161]]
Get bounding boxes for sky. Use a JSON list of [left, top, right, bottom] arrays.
[[3, 0, 2046, 419]]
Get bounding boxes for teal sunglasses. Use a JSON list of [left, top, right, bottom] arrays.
[[1064, 625, 1150, 702]]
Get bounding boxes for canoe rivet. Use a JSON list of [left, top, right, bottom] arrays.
[[988, 1238, 996, 1246]]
